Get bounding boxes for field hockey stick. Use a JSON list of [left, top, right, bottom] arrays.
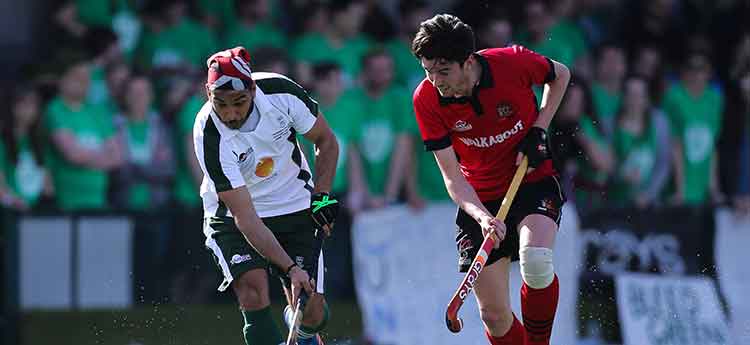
[[286, 227, 328, 345], [445, 156, 528, 333]]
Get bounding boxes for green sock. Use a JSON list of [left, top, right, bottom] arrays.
[[241, 306, 283, 345]]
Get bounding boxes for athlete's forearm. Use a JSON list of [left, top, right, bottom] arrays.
[[536, 61, 570, 130], [434, 148, 493, 222], [236, 216, 295, 270], [221, 187, 295, 270], [312, 132, 339, 193], [444, 174, 492, 223]]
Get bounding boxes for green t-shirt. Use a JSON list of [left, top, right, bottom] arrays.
[[173, 95, 203, 206], [611, 123, 658, 204], [196, 0, 237, 31], [548, 19, 587, 64], [385, 38, 425, 91], [87, 65, 106, 104], [566, 116, 611, 208], [291, 33, 372, 85], [315, 95, 365, 193], [591, 82, 622, 138], [345, 86, 411, 195], [516, 29, 577, 67], [224, 22, 287, 51], [45, 98, 115, 210], [135, 18, 217, 70], [662, 82, 723, 204], [123, 119, 152, 210], [0, 138, 45, 207], [75, 0, 113, 27]]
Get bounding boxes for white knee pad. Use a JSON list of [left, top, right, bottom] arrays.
[[519, 247, 555, 289]]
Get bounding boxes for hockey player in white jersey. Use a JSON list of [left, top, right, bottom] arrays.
[[193, 47, 339, 345]]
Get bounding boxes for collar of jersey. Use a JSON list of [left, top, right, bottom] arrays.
[[437, 53, 494, 107], [211, 88, 274, 138]]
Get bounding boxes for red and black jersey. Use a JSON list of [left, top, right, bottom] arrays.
[[413, 45, 557, 202]]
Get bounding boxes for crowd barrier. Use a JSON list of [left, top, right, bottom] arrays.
[[352, 203, 747, 345], [3, 204, 748, 344]]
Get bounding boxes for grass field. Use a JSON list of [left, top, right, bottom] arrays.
[[20, 302, 363, 345]]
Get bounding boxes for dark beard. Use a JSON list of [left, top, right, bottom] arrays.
[[223, 114, 249, 129]]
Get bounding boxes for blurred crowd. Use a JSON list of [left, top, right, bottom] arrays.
[[2, 0, 748, 215], [0, 0, 749, 299]]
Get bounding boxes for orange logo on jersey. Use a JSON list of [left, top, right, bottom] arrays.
[[255, 157, 274, 177]]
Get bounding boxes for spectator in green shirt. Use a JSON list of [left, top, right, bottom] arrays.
[[663, 52, 725, 206], [0, 85, 51, 211], [517, 0, 580, 67], [224, 0, 287, 52], [549, 77, 614, 213], [101, 61, 132, 115], [591, 43, 627, 140], [46, 60, 124, 211], [111, 76, 175, 210], [631, 43, 667, 104], [386, 0, 431, 91], [309, 62, 365, 205], [84, 28, 125, 111], [291, 0, 371, 87], [173, 91, 205, 209], [611, 77, 671, 208], [134, 0, 218, 73], [54, 1, 142, 59], [346, 49, 420, 209]]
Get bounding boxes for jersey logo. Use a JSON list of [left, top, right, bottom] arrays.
[[453, 120, 473, 132], [496, 102, 514, 118], [255, 157, 275, 177], [457, 120, 524, 148], [233, 147, 253, 163]]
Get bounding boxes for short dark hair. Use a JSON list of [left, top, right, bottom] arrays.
[[411, 14, 475, 63]]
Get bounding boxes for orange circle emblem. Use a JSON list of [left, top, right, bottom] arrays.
[[255, 157, 274, 177]]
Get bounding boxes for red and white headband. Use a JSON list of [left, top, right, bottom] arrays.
[[206, 47, 254, 91]]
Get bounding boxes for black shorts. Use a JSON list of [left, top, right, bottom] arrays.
[[456, 175, 565, 272], [203, 209, 324, 292]]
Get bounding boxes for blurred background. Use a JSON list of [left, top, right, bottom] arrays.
[[0, 0, 749, 344]]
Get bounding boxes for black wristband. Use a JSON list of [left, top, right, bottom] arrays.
[[285, 263, 298, 276]]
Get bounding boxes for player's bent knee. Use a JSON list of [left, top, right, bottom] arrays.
[[234, 272, 270, 310], [479, 306, 512, 326], [520, 246, 555, 289]]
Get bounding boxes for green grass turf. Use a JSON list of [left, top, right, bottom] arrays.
[[20, 302, 362, 345]]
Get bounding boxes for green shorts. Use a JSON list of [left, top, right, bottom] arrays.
[[203, 209, 324, 292]]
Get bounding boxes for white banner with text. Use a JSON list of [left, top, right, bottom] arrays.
[[352, 203, 579, 344]]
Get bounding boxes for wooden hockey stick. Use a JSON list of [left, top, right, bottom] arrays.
[[445, 156, 529, 333]]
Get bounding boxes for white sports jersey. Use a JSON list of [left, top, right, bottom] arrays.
[[193, 72, 318, 218]]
